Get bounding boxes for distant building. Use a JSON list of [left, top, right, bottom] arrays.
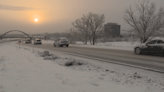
[[104, 23, 120, 38]]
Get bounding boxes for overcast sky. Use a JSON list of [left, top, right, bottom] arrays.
[[0, 0, 164, 34]]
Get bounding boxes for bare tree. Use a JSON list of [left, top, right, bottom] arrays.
[[84, 12, 105, 45], [72, 18, 89, 45], [124, 0, 164, 43], [73, 12, 105, 45]]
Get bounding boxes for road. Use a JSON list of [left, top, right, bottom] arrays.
[[21, 43, 164, 73]]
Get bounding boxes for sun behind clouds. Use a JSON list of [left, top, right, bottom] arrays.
[[35, 18, 38, 22], [32, 13, 41, 23]]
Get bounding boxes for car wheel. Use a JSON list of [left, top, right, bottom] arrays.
[[66, 45, 69, 47], [135, 48, 142, 55], [54, 45, 56, 47]]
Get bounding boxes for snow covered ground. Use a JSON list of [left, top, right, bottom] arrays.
[[0, 41, 164, 92], [71, 41, 140, 51]]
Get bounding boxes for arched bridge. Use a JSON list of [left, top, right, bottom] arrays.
[[0, 30, 32, 40]]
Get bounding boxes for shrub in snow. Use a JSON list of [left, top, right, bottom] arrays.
[[65, 62, 73, 66], [39, 53, 47, 57], [51, 54, 58, 59], [105, 69, 109, 71], [44, 56, 52, 60], [38, 51, 51, 57], [74, 60, 86, 65], [65, 58, 75, 66], [130, 72, 142, 79], [43, 51, 50, 56], [65, 58, 87, 66], [36, 50, 59, 61]]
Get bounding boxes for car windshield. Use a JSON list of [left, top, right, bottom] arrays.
[[157, 40, 164, 44], [147, 40, 156, 44]]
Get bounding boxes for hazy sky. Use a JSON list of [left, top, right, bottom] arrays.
[[0, 0, 164, 34]]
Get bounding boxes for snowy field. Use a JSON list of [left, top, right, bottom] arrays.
[[0, 41, 164, 92]]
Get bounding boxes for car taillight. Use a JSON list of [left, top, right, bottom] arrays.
[[60, 41, 62, 43]]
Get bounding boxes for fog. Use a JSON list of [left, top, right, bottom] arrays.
[[0, 0, 163, 34]]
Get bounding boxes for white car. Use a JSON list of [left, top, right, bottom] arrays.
[[54, 37, 69, 47], [134, 39, 164, 56]]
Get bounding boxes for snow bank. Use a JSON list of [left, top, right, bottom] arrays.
[[72, 41, 141, 51]]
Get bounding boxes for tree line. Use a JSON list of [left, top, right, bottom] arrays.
[[51, 0, 164, 45]]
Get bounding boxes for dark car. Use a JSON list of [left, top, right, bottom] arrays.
[[25, 39, 32, 44], [134, 39, 164, 56]]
